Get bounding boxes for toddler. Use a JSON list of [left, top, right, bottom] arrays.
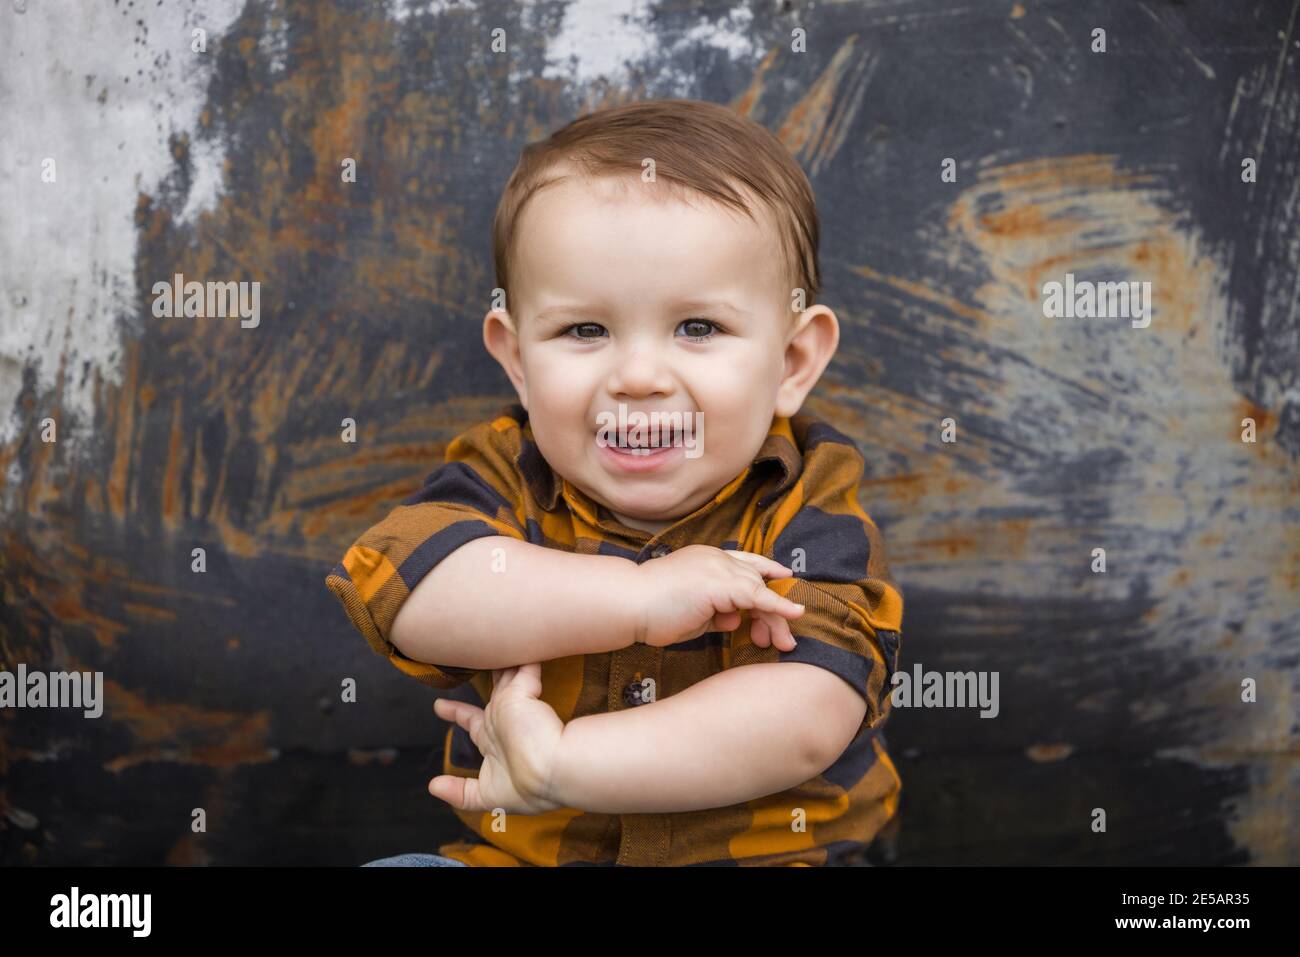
[[328, 98, 904, 866]]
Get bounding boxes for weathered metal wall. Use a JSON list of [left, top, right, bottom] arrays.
[[1, 0, 1296, 865]]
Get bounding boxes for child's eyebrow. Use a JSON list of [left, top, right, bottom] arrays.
[[533, 300, 747, 324], [668, 298, 748, 318], [533, 305, 607, 325]]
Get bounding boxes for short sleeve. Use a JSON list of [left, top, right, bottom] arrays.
[[750, 432, 904, 733], [324, 414, 529, 688]]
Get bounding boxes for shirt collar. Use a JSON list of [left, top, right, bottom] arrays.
[[508, 403, 803, 517]]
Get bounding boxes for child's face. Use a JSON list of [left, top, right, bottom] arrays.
[[487, 169, 825, 534]]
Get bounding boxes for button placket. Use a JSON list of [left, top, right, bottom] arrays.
[[623, 671, 651, 707], [610, 645, 661, 711]]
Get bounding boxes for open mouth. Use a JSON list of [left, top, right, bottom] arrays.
[[594, 428, 685, 472], [609, 427, 679, 453]]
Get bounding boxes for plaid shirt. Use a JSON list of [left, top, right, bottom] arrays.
[[326, 402, 904, 866]]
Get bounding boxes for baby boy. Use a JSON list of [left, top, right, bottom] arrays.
[[326, 98, 904, 867]]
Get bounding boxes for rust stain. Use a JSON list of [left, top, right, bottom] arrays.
[[164, 774, 233, 865], [42, 594, 129, 647], [207, 514, 259, 559], [859, 472, 929, 501], [1235, 397, 1275, 438], [21, 360, 63, 522], [101, 676, 276, 773], [120, 578, 236, 605], [189, 404, 209, 523], [121, 602, 178, 622], [731, 45, 782, 119], [777, 34, 861, 176], [164, 832, 212, 866], [948, 154, 1180, 316], [2, 531, 130, 649], [84, 480, 104, 516], [849, 263, 989, 328], [904, 533, 981, 561], [347, 747, 399, 766], [971, 153, 1149, 195], [1027, 743, 1075, 763], [161, 392, 183, 530], [106, 341, 138, 521], [19, 420, 48, 519]]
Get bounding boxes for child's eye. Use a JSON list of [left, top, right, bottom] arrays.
[[563, 322, 608, 340], [676, 318, 720, 340]]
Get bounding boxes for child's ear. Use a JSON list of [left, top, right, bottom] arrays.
[[774, 305, 839, 418], [483, 309, 528, 409]]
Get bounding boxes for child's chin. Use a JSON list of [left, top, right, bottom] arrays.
[[613, 504, 671, 522], [604, 493, 681, 519]]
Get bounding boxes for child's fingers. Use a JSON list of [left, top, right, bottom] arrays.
[[743, 613, 790, 650], [723, 580, 802, 620], [493, 663, 537, 696], [749, 584, 805, 620], [433, 698, 487, 752], [750, 609, 797, 651], [429, 773, 486, 811], [509, 662, 544, 697], [725, 550, 793, 580], [710, 609, 743, 632], [434, 697, 483, 723], [766, 611, 797, 652]]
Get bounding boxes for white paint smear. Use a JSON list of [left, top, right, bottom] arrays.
[[536, 1, 760, 93], [0, 0, 246, 449]]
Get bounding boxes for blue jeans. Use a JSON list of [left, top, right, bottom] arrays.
[[363, 853, 469, 867]]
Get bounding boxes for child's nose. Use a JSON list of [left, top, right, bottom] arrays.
[[608, 345, 674, 398]]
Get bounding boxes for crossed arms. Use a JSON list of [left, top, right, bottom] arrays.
[[389, 535, 869, 814]]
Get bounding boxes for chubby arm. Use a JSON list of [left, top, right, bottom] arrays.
[[546, 662, 866, 814], [389, 536, 644, 670]]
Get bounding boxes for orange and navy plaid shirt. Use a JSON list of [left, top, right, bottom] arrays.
[[326, 402, 904, 866]]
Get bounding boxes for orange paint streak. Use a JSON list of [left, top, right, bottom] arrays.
[[777, 34, 857, 170], [859, 472, 930, 507], [161, 393, 184, 530], [41, 593, 129, 648], [1027, 743, 1074, 762], [107, 343, 138, 521], [850, 263, 989, 327], [101, 676, 275, 773], [122, 602, 179, 622], [731, 46, 781, 118], [1235, 397, 1275, 438]]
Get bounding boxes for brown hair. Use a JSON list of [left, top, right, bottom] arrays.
[[491, 99, 820, 315]]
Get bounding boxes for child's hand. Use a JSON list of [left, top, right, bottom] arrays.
[[429, 663, 565, 815], [633, 545, 804, 651]]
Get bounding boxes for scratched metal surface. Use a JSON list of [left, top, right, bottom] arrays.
[[0, 0, 1296, 865]]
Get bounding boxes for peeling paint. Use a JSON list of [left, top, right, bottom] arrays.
[[0, 0, 246, 448]]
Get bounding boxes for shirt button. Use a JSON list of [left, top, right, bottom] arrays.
[[623, 679, 645, 707]]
